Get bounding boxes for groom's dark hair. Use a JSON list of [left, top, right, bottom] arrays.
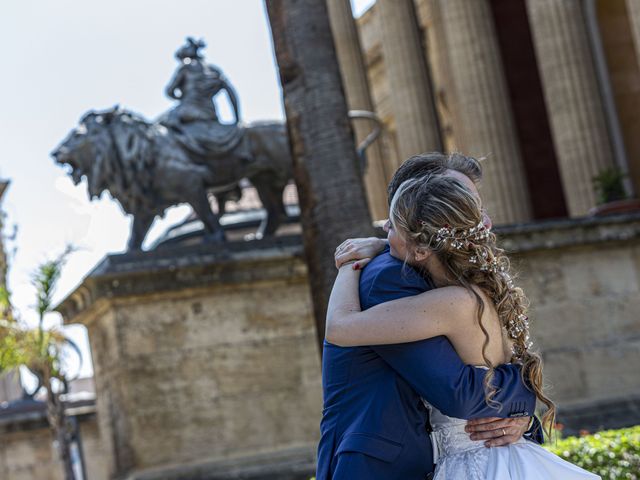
[[387, 152, 483, 204]]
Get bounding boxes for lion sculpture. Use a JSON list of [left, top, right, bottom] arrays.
[[52, 107, 292, 250]]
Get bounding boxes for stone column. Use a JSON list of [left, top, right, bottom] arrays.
[[417, 0, 462, 153], [438, 0, 532, 224], [623, 0, 640, 195], [627, 0, 640, 65], [526, 0, 616, 216], [328, 0, 390, 219], [377, 0, 442, 164]]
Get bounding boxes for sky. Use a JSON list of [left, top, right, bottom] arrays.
[[0, 0, 375, 383]]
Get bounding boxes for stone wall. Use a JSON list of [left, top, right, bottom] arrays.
[[1, 428, 65, 480], [499, 214, 640, 433], [0, 407, 108, 480]]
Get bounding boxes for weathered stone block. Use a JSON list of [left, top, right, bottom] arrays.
[[562, 247, 639, 298], [58, 239, 322, 479], [0, 412, 107, 480], [584, 340, 640, 400], [540, 349, 588, 402]]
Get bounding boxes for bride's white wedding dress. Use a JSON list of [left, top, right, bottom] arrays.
[[425, 402, 601, 479]]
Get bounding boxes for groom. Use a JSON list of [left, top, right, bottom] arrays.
[[316, 153, 542, 480]]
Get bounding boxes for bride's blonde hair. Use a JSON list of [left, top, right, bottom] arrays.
[[390, 173, 555, 437]]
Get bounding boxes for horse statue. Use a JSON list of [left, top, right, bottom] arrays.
[[52, 38, 381, 251]]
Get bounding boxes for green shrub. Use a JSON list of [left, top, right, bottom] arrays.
[[592, 167, 628, 205], [545, 426, 640, 479]]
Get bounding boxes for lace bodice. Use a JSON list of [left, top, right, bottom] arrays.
[[422, 402, 600, 479], [425, 402, 490, 461]]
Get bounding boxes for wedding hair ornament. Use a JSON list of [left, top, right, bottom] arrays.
[[425, 218, 532, 353], [429, 221, 501, 272], [510, 313, 532, 352], [431, 221, 490, 248]]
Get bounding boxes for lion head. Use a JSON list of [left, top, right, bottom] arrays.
[[52, 108, 121, 199], [52, 107, 157, 215]]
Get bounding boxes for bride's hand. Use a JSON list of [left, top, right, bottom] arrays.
[[334, 237, 388, 270]]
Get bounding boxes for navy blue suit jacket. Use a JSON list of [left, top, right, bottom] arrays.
[[316, 248, 537, 480]]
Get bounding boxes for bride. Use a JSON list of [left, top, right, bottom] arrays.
[[326, 173, 600, 479]]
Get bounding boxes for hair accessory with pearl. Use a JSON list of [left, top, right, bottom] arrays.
[[508, 313, 533, 357], [432, 221, 490, 250]]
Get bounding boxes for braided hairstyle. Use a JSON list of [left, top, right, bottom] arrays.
[[390, 173, 555, 436]]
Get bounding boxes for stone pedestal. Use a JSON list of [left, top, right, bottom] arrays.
[[378, 0, 442, 163], [56, 238, 321, 480], [328, 0, 390, 219], [526, 0, 616, 216], [437, 0, 532, 224]]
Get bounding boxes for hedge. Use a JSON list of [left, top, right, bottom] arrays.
[[544, 426, 640, 479]]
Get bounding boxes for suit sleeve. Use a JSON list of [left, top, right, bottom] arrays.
[[524, 416, 545, 444], [373, 341, 535, 419], [364, 264, 536, 420]]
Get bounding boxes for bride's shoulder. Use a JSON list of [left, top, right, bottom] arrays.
[[437, 284, 492, 303], [430, 285, 476, 302], [419, 285, 477, 314], [425, 285, 492, 324]]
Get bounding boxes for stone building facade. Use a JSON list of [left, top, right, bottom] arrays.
[[0, 400, 109, 480], [331, 0, 640, 223]]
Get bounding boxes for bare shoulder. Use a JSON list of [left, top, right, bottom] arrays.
[[416, 285, 483, 326], [417, 285, 477, 315], [422, 285, 477, 306]]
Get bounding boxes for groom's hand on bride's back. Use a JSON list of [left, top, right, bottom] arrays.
[[334, 237, 388, 269], [465, 416, 531, 447]]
